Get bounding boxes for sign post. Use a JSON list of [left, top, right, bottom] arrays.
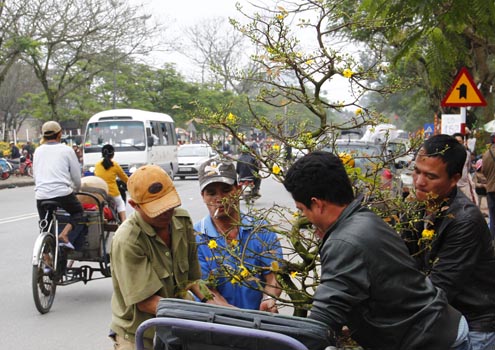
[[441, 67, 487, 136]]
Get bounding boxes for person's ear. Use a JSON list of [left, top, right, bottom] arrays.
[[310, 197, 323, 211], [128, 199, 138, 209], [451, 173, 462, 187]]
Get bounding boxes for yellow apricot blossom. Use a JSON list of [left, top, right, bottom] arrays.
[[342, 68, 354, 78], [421, 229, 435, 240], [272, 164, 281, 175], [240, 265, 249, 278], [226, 112, 237, 123], [271, 261, 280, 272], [207, 240, 218, 249], [231, 275, 241, 284]]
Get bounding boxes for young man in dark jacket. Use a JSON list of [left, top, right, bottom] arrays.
[[404, 134, 495, 350], [283, 151, 470, 350]]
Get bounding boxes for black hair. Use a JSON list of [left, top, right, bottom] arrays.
[[44, 132, 60, 141], [421, 134, 466, 178], [101, 144, 115, 170], [283, 151, 355, 208]]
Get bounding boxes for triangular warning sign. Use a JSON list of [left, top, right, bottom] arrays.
[[441, 67, 487, 107]]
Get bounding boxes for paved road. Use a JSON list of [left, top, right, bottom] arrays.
[[0, 175, 295, 350]]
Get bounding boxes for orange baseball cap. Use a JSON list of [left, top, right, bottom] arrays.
[[127, 165, 181, 217]]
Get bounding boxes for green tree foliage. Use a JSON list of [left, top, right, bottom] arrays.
[[355, 0, 495, 128], [16, 0, 159, 121]]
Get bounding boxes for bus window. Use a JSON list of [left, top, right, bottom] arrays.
[[84, 121, 145, 152], [159, 122, 170, 145], [150, 121, 162, 145], [165, 122, 176, 145]]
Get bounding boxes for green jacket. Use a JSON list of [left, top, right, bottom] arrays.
[[110, 208, 201, 346]]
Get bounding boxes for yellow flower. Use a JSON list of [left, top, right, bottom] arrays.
[[342, 68, 353, 78], [354, 108, 363, 115], [272, 164, 281, 175], [271, 261, 280, 272], [230, 239, 239, 247], [226, 112, 237, 123], [292, 211, 300, 218], [305, 59, 314, 65], [231, 275, 241, 284], [240, 265, 249, 277], [207, 240, 218, 249], [290, 271, 298, 278], [421, 229, 435, 240]]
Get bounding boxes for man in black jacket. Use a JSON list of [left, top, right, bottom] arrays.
[[283, 151, 469, 350], [403, 134, 495, 350]]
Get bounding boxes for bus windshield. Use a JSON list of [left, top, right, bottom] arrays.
[[84, 121, 146, 153]]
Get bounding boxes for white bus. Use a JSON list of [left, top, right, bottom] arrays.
[[82, 109, 178, 177]]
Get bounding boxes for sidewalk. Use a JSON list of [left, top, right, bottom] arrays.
[[0, 175, 34, 190]]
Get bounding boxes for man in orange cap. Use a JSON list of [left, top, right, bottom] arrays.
[[109, 165, 211, 350]]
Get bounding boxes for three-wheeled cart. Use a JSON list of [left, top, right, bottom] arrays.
[[31, 191, 119, 314]]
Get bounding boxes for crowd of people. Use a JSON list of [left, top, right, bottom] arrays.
[[29, 121, 495, 350]]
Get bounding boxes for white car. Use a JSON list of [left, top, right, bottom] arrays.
[[176, 144, 218, 180]]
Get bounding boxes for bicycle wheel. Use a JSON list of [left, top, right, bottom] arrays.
[[32, 234, 57, 314]]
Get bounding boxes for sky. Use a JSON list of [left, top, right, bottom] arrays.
[[140, 0, 243, 73], [146, 0, 240, 22], [135, 0, 355, 107]]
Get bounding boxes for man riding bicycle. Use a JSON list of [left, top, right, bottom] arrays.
[[33, 121, 83, 249]]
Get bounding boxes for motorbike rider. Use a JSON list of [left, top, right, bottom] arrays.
[[9, 141, 21, 170], [236, 144, 261, 197]]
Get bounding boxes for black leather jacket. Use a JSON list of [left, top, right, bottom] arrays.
[[310, 199, 460, 350], [402, 188, 495, 331]]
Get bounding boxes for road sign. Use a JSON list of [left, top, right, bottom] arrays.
[[441, 114, 464, 135], [423, 123, 434, 137], [441, 67, 487, 107]]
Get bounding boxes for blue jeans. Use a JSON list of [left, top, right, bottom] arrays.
[[452, 316, 472, 350], [469, 331, 495, 350]]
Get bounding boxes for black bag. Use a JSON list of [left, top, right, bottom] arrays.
[[154, 298, 335, 350], [476, 187, 487, 196]]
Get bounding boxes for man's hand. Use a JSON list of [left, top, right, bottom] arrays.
[[207, 289, 236, 308], [260, 297, 278, 313]]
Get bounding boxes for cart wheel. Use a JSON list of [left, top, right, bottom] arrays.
[[32, 235, 57, 314]]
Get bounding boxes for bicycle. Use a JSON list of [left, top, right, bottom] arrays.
[[31, 191, 119, 314]]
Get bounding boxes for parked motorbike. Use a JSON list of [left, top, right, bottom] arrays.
[[239, 177, 258, 205], [0, 158, 13, 180], [15, 155, 33, 177]]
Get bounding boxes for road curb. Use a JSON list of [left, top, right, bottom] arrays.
[[0, 178, 34, 190]]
